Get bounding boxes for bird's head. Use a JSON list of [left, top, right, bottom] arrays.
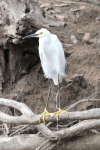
[[22, 28, 50, 39]]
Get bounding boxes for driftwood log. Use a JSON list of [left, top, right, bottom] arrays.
[[1, 134, 100, 150], [0, 98, 100, 150]]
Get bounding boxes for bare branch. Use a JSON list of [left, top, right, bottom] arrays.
[[66, 98, 100, 111], [0, 98, 33, 115], [33, 119, 100, 141], [54, 119, 100, 140], [0, 98, 52, 140], [1, 98, 100, 124], [1, 107, 100, 125], [1, 98, 100, 141]]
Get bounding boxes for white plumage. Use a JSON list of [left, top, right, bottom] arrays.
[[36, 28, 66, 85], [22, 28, 68, 124], [23, 28, 66, 85]]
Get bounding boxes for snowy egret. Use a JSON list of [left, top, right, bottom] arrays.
[[22, 28, 68, 124]]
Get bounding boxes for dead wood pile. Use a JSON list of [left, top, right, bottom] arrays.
[[1, 0, 100, 150]]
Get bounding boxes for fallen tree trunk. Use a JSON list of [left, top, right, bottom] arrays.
[[1, 98, 100, 125], [0, 134, 47, 150], [58, 134, 100, 150], [0, 98, 100, 141], [1, 133, 100, 150]]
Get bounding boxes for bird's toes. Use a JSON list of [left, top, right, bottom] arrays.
[[39, 109, 49, 124], [52, 109, 68, 121]]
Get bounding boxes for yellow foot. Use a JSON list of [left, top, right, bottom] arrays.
[[52, 109, 68, 121], [39, 108, 49, 124]]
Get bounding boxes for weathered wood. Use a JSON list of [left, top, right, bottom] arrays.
[[1, 98, 100, 142], [61, 134, 100, 150], [0, 134, 47, 150], [0, 0, 66, 91], [1, 133, 100, 150], [1, 0, 66, 45], [2, 107, 100, 125], [1, 98, 100, 125]]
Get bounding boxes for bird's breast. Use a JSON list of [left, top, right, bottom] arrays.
[[39, 43, 53, 56]]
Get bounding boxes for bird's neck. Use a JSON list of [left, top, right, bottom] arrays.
[[39, 36, 51, 45]]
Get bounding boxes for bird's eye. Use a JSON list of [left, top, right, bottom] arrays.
[[38, 32, 43, 35]]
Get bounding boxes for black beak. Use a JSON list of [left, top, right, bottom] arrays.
[[22, 33, 38, 39]]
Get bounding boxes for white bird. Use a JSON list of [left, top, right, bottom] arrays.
[[22, 28, 68, 124]]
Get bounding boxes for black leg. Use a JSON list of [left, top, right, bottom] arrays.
[[52, 74, 68, 122], [45, 78, 51, 109], [58, 73, 61, 109]]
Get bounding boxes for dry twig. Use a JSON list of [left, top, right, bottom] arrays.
[[1, 98, 100, 141]]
